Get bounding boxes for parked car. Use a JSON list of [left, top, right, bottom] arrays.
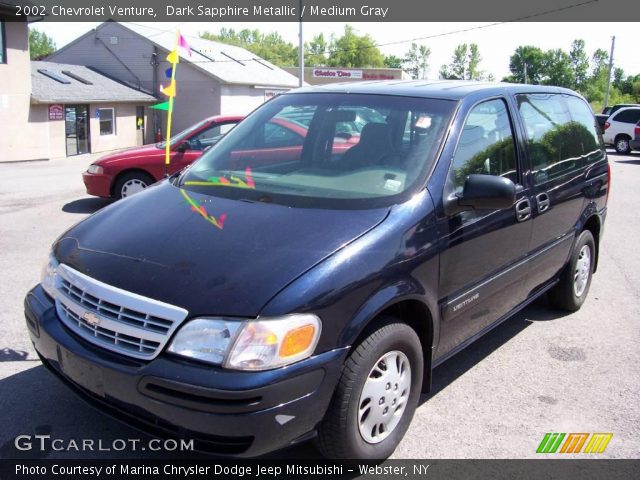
[[83, 115, 243, 199], [602, 107, 640, 154], [629, 120, 640, 152], [595, 113, 609, 133], [602, 103, 640, 116], [27, 82, 609, 459]]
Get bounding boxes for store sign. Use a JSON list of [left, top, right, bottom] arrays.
[[363, 73, 398, 80], [313, 68, 363, 79], [48, 104, 64, 121]]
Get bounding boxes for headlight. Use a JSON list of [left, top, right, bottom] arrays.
[[166, 318, 242, 365], [87, 164, 104, 174], [167, 314, 321, 370], [40, 253, 59, 299]]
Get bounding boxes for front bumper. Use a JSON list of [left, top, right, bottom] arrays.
[[82, 172, 113, 197], [24, 285, 346, 457]]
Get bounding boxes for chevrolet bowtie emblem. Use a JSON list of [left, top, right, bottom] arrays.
[[82, 311, 101, 326]]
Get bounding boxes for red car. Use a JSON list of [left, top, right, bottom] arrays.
[[83, 116, 243, 199], [84, 114, 362, 199]]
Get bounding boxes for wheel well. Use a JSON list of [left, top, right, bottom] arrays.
[[582, 215, 601, 272], [352, 300, 434, 394], [111, 169, 155, 196], [614, 133, 631, 141]]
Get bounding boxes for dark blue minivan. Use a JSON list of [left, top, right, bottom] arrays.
[[25, 81, 609, 459]]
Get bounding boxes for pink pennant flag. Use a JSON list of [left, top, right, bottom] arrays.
[[178, 33, 192, 57]]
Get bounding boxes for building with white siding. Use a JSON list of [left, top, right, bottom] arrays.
[[0, 10, 156, 162]]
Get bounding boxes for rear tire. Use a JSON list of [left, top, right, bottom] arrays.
[[114, 172, 155, 199], [316, 318, 423, 459], [548, 230, 595, 311], [614, 135, 631, 154]]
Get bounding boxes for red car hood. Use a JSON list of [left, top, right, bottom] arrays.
[[96, 145, 164, 164]]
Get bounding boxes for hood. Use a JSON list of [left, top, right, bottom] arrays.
[[95, 145, 163, 164], [54, 182, 389, 317]]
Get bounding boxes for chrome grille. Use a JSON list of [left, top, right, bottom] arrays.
[[54, 264, 188, 360], [58, 302, 160, 356], [60, 279, 173, 334]]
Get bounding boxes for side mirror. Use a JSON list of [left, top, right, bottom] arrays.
[[445, 174, 516, 215], [458, 174, 516, 210], [175, 142, 188, 153]]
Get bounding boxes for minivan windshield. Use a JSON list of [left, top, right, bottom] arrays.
[[180, 93, 455, 208]]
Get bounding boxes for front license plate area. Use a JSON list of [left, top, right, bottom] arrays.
[[59, 347, 105, 397]]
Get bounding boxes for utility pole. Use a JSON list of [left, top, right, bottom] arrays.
[[298, 0, 304, 87], [604, 36, 615, 110], [523, 62, 528, 84]]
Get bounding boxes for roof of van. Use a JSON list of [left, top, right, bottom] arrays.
[[291, 80, 578, 100]]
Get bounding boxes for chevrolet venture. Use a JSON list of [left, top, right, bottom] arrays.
[[25, 82, 609, 459]]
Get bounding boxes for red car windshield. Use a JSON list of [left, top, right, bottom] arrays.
[[181, 93, 456, 209], [156, 119, 209, 149]]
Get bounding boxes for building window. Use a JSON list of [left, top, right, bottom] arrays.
[[98, 108, 115, 135], [1, 21, 6, 64]]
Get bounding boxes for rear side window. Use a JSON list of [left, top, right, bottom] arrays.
[[564, 95, 603, 163], [449, 98, 517, 191], [612, 108, 640, 124], [517, 94, 580, 184]]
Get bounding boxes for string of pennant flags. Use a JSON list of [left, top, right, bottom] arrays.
[[150, 31, 192, 167], [150, 31, 230, 231]]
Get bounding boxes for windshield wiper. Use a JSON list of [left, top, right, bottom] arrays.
[[239, 195, 273, 204]]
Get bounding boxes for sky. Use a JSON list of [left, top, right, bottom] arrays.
[[32, 22, 640, 80]]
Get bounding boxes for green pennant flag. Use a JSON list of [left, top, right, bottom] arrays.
[[150, 101, 170, 111]]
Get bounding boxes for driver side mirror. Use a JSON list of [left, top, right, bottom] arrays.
[[175, 142, 188, 153], [446, 174, 516, 215]]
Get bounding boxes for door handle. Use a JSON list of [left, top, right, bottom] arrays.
[[536, 192, 551, 213], [515, 198, 532, 222]]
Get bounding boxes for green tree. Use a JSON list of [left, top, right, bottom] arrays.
[[200, 28, 298, 67], [541, 49, 575, 88], [467, 44, 483, 81], [305, 33, 327, 67], [327, 25, 385, 68], [506, 45, 545, 84], [403, 43, 430, 79], [591, 48, 609, 79], [439, 43, 484, 80], [632, 80, 640, 102], [29, 29, 56, 60], [383, 55, 403, 69], [569, 39, 589, 89]]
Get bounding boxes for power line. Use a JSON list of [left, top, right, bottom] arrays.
[[101, 1, 600, 65]]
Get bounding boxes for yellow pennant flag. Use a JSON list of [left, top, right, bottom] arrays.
[[160, 81, 176, 97], [166, 49, 180, 65]]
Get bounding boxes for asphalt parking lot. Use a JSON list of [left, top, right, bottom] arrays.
[[0, 152, 638, 460]]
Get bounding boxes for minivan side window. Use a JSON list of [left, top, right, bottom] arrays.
[[449, 98, 517, 191], [612, 108, 640, 124], [564, 95, 602, 164], [517, 94, 577, 184]]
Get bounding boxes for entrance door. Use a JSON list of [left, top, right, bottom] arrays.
[[65, 105, 90, 156]]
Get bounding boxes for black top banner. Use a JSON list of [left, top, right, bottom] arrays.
[[3, 0, 640, 22]]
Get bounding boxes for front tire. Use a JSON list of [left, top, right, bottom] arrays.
[[614, 135, 631, 154], [114, 172, 155, 199], [548, 230, 595, 311], [316, 318, 423, 459]]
